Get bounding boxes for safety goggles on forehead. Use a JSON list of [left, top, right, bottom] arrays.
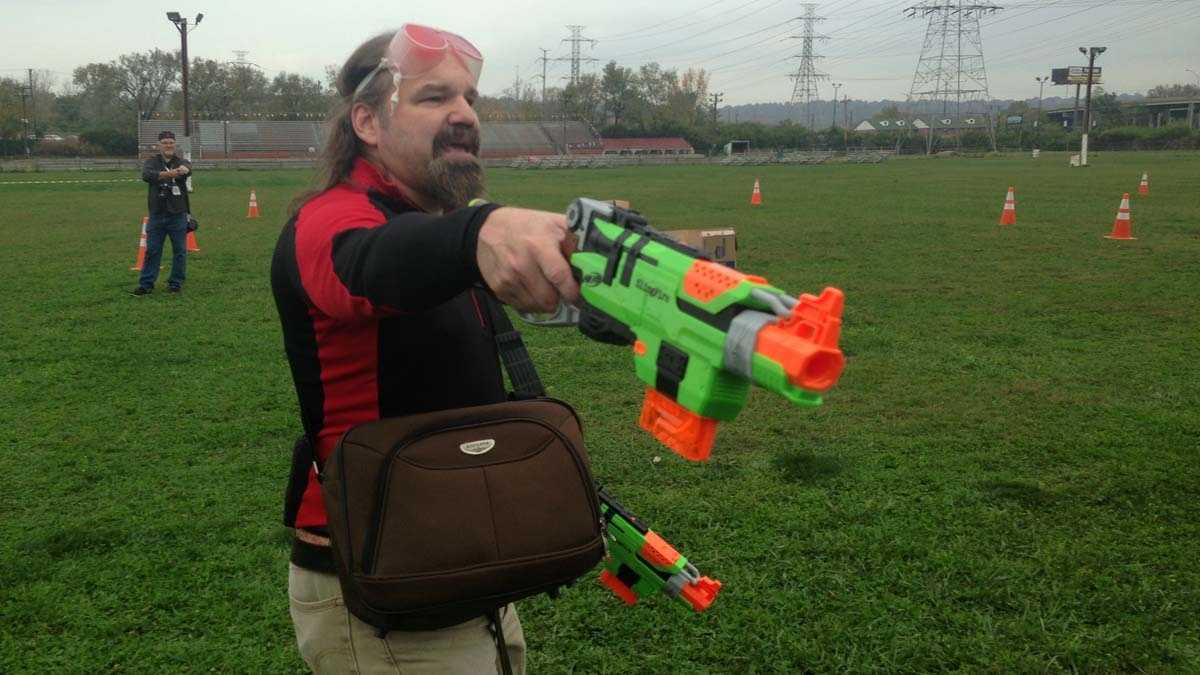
[[353, 23, 484, 103]]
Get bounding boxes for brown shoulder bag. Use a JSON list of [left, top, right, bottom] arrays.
[[317, 293, 605, 652]]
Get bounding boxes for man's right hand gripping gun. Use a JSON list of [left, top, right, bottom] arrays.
[[540, 198, 847, 462], [597, 485, 722, 612]]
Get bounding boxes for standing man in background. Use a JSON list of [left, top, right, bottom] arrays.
[[133, 130, 192, 295]]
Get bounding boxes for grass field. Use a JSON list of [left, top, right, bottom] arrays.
[[1, 152, 1198, 673]]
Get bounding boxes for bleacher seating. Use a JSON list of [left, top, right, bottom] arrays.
[[138, 120, 324, 158]]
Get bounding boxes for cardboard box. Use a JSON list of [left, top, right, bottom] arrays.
[[661, 228, 738, 268]]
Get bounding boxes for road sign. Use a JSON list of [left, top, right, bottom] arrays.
[[1052, 66, 1103, 86]]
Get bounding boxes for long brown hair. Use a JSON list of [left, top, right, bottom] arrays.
[[290, 32, 394, 215]]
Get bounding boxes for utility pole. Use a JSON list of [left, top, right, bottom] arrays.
[[1078, 45, 1106, 167], [710, 92, 723, 124], [26, 69, 37, 143], [18, 81, 31, 157], [831, 82, 842, 128], [1073, 83, 1081, 129], [1035, 75, 1048, 149], [843, 96, 849, 146], [167, 11, 204, 138], [535, 48, 551, 102]]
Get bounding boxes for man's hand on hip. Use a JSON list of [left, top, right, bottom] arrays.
[[476, 207, 580, 313]]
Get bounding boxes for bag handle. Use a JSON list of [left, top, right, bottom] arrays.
[[477, 288, 547, 399]]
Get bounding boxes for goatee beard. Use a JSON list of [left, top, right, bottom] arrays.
[[426, 155, 485, 211], [425, 124, 485, 211]]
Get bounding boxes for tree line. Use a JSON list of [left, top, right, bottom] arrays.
[[0, 49, 334, 156], [2, 48, 1196, 157]]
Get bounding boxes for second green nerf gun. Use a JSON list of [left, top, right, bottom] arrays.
[[557, 198, 846, 462], [597, 485, 722, 611]]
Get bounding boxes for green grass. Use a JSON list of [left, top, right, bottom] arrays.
[[1, 152, 1198, 673]]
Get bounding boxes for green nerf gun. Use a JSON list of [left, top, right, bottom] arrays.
[[556, 198, 846, 462], [597, 485, 722, 611]]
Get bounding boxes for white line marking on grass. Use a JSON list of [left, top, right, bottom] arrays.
[[0, 179, 141, 185]]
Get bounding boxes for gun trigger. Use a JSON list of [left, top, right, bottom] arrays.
[[637, 388, 718, 462]]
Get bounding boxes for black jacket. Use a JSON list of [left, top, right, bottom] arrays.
[[141, 154, 192, 216]]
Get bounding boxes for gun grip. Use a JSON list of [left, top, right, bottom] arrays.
[[638, 388, 718, 461], [599, 569, 639, 606]]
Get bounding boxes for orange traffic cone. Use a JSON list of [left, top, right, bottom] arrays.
[[750, 178, 762, 206], [1105, 193, 1136, 240], [999, 186, 1016, 225], [130, 216, 149, 270], [247, 189, 261, 218], [1138, 172, 1149, 196], [187, 230, 201, 252]]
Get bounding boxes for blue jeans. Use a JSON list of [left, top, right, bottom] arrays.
[[139, 212, 188, 289]]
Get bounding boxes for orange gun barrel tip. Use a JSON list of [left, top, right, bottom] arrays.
[[795, 348, 845, 391], [680, 577, 723, 612]]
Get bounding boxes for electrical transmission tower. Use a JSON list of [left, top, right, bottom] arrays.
[[556, 25, 598, 87], [789, 4, 829, 128], [905, 1, 1001, 148]]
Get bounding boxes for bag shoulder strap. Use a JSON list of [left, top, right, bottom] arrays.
[[477, 289, 546, 399]]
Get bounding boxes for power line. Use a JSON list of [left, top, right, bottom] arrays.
[[602, 0, 789, 61], [905, 1, 1002, 151], [556, 26, 598, 87], [592, 0, 759, 41], [789, 3, 830, 126]]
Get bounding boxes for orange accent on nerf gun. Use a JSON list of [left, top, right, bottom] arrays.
[[755, 287, 845, 391], [633, 340, 648, 357], [599, 569, 638, 606], [680, 576, 723, 612], [638, 388, 719, 461], [639, 531, 682, 569], [681, 260, 767, 304]]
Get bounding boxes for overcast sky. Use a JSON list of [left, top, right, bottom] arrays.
[[2, 0, 1198, 106]]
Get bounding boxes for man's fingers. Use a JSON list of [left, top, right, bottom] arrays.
[[515, 252, 560, 312], [508, 271, 551, 314], [534, 244, 579, 305]]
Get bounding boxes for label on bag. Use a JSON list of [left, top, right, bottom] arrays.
[[459, 439, 496, 455]]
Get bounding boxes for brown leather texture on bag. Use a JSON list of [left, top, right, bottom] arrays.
[[321, 397, 605, 631]]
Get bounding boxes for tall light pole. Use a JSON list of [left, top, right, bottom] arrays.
[[1035, 75, 1049, 148], [167, 11, 204, 138], [1187, 68, 1200, 87], [1078, 45, 1105, 167], [831, 82, 842, 129]]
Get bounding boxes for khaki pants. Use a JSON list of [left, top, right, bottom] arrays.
[[288, 564, 526, 674]]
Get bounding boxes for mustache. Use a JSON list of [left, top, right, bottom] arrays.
[[432, 125, 481, 158]]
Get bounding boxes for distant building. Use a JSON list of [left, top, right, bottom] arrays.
[[1046, 97, 1198, 129]]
